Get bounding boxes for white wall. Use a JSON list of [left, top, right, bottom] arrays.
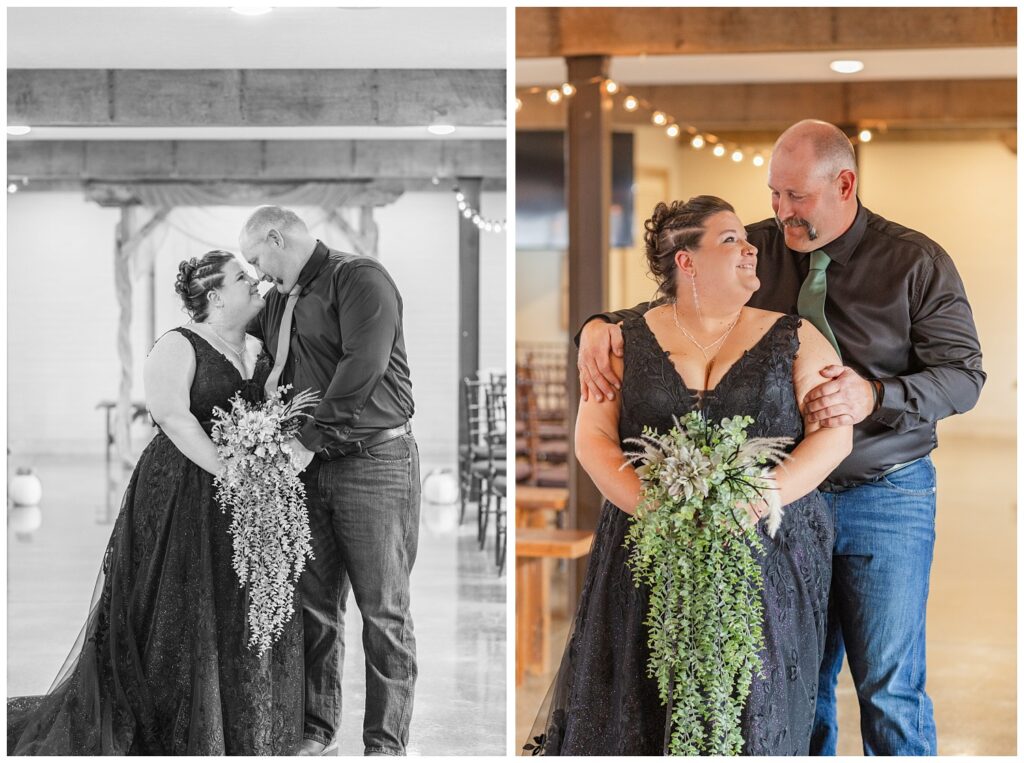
[[7, 190, 507, 464]]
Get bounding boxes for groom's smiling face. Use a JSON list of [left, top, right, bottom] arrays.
[[240, 228, 294, 294]]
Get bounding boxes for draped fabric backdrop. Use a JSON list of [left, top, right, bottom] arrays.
[[8, 190, 507, 464]]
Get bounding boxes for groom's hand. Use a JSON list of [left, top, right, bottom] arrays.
[[578, 320, 625, 403], [805, 366, 878, 427], [284, 438, 315, 472]]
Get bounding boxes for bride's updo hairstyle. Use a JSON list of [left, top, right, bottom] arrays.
[[644, 195, 735, 301], [175, 250, 236, 322]]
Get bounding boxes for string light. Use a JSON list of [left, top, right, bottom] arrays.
[[518, 78, 877, 169], [451, 184, 506, 234]]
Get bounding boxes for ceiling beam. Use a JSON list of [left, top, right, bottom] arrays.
[[515, 79, 1016, 132], [8, 69, 506, 127], [517, 7, 1016, 57], [7, 139, 506, 183]]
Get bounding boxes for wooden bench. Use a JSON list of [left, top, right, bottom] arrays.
[[516, 528, 594, 686], [515, 485, 568, 528]]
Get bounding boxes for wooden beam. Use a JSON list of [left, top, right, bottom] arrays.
[[517, 7, 1016, 57], [7, 139, 506, 182], [564, 55, 611, 601], [9, 69, 506, 127], [516, 79, 1016, 132]]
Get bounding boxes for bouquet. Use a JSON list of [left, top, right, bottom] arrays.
[[622, 412, 792, 755], [210, 386, 319, 654]]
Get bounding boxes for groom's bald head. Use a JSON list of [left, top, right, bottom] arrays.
[[238, 206, 316, 294], [240, 206, 307, 246]]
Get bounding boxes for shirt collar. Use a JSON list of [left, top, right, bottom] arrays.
[[295, 240, 330, 290], [806, 199, 867, 266]]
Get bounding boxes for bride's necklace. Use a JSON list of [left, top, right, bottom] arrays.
[[206, 323, 247, 361], [672, 302, 741, 362]]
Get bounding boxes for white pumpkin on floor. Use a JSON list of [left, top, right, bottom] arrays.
[[422, 469, 458, 504]]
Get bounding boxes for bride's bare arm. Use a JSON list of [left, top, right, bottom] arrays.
[[770, 322, 853, 505], [145, 332, 223, 476], [574, 353, 644, 514]]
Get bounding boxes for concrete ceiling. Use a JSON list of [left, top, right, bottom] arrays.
[[7, 6, 506, 70], [517, 47, 1016, 86]]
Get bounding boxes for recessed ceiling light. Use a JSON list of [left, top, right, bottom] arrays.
[[8, 183, 18, 194], [232, 7, 273, 16], [427, 124, 456, 136], [7, 126, 31, 136], [830, 59, 865, 74]]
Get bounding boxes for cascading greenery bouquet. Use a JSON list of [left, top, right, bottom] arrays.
[[622, 411, 792, 755], [211, 385, 319, 654]]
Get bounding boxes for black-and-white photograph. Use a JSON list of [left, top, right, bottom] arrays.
[[7, 6, 507, 756]]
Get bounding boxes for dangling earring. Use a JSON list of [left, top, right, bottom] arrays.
[[690, 271, 703, 323]]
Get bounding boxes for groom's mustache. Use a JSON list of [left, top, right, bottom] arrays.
[[775, 215, 819, 241]]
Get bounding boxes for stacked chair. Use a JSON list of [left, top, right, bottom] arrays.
[[515, 344, 569, 489], [458, 373, 508, 574]]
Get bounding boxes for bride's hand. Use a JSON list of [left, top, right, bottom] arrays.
[[282, 438, 315, 472]]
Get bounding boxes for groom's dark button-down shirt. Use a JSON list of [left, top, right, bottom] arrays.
[[596, 202, 985, 487], [252, 241, 414, 452]]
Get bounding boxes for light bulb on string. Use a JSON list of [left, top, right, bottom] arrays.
[[731, 149, 744, 163], [752, 154, 765, 167], [691, 135, 705, 149], [605, 80, 619, 94], [561, 82, 576, 97], [546, 89, 562, 104], [859, 129, 873, 143], [623, 96, 639, 111], [651, 111, 667, 126], [713, 144, 726, 157], [515, 98, 523, 112], [666, 124, 680, 138]]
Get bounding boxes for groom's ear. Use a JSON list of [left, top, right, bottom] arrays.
[[266, 228, 284, 249]]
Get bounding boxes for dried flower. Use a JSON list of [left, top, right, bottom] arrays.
[[211, 385, 319, 654]]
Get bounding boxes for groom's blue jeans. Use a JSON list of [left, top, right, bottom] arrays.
[[811, 456, 937, 756], [299, 432, 420, 755]]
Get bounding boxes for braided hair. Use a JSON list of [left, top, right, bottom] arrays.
[[643, 196, 735, 302], [174, 250, 235, 322]]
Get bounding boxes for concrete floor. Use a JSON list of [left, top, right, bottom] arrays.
[[7, 453, 506, 756], [515, 436, 1016, 755]]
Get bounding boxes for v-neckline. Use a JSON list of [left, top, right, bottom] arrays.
[[640, 314, 790, 396], [180, 326, 262, 382]]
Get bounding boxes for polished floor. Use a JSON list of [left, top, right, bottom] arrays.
[[515, 436, 1017, 755], [7, 453, 506, 756]]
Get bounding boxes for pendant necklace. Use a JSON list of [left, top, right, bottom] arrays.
[[671, 302, 741, 362]]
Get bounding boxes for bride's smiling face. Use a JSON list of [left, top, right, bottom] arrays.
[[676, 211, 759, 304], [209, 259, 264, 322]]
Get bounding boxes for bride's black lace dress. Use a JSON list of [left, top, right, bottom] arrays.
[[528, 314, 833, 756], [8, 327, 304, 755]]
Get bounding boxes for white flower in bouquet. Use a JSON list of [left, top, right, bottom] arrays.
[[211, 386, 320, 654]]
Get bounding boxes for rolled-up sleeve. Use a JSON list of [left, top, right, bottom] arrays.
[[873, 253, 986, 432]]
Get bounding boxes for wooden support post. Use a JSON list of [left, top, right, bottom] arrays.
[[565, 55, 611, 600], [457, 177, 482, 450], [113, 206, 135, 467], [360, 205, 379, 259]]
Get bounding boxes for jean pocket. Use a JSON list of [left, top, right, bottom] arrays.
[[876, 460, 936, 497], [360, 436, 412, 463]]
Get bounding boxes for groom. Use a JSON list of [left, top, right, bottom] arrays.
[[576, 120, 984, 755], [240, 206, 420, 756]]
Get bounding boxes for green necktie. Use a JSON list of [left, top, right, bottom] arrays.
[[797, 249, 841, 360]]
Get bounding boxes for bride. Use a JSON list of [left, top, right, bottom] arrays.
[[8, 251, 304, 755], [528, 197, 851, 755]]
